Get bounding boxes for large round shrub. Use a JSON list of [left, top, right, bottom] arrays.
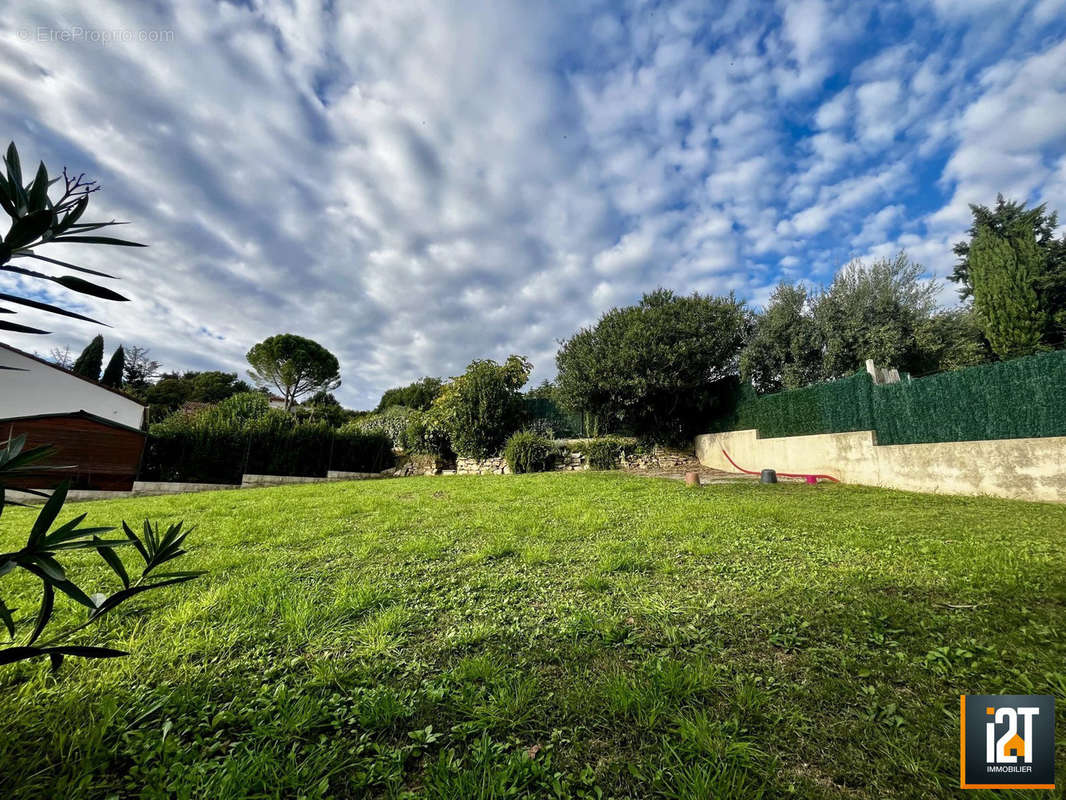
[[555, 289, 748, 443], [503, 431, 558, 474]]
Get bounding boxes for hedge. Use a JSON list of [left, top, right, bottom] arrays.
[[715, 349, 1066, 445], [140, 422, 393, 484]]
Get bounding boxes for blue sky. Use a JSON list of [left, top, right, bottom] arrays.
[[1, 0, 1065, 407]]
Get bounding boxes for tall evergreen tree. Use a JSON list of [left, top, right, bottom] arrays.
[[101, 345, 125, 388], [71, 335, 105, 380], [952, 195, 1066, 347], [968, 223, 1046, 360]]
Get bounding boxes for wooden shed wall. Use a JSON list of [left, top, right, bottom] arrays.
[[2, 416, 146, 491]]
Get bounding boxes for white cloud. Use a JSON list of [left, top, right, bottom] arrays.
[[0, 0, 1063, 405]]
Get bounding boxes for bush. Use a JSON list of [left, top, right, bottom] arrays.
[[141, 402, 393, 483], [503, 431, 558, 474], [432, 356, 532, 458], [352, 406, 419, 449], [402, 412, 451, 457], [583, 436, 632, 470]]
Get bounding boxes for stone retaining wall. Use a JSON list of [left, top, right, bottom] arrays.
[[456, 456, 510, 475], [454, 443, 701, 475]]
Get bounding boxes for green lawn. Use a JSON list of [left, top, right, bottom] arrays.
[[1, 473, 1064, 799]]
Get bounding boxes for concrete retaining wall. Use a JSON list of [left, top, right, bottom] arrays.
[[326, 470, 387, 480], [695, 429, 1066, 503], [133, 481, 240, 496], [241, 474, 328, 488]]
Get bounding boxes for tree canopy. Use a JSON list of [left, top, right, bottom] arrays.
[[952, 195, 1066, 348], [375, 377, 443, 412], [968, 222, 1046, 360], [740, 283, 821, 394], [246, 334, 341, 411], [430, 356, 531, 458], [555, 289, 749, 442], [143, 371, 252, 413]]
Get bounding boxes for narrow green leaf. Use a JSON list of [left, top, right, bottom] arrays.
[[0, 291, 103, 325], [96, 542, 130, 589], [19, 564, 96, 608], [28, 582, 54, 645], [28, 162, 48, 211], [17, 252, 118, 279], [0, 319, 48, 335], [50, 235, 146, 247], [0, 646, 44, 665], [41, 512, 88, 544], [5, 142, 23, 192], [4, 209, 54, 249], [31, 554, 66, 583], [0, 186, 16, 218], [89, 573, 202, 620], [143, 520, 159, 556], [29, 482, 69, 547], [65, 195, 88, 226], [122, 521, 149, 563], [0, 599, 16, 639], [54, 276, 128, 302]]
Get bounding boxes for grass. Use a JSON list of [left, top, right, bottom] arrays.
[[1, 472, 1064, 799]]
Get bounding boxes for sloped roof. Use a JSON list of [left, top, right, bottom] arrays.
[[0, 342, 146, 409]]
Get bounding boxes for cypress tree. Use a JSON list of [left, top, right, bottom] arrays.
[[71, 335, 105, 381], [101, 345, 125, 388], [969, 223, 1045, 360]]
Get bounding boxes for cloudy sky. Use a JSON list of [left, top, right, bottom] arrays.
[[2, 1, 1065, 407]]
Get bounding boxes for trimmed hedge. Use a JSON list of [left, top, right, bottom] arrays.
[[715, 349, 1066, 445], [141, 414, 393, 484]]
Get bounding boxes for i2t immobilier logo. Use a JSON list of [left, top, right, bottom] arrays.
[[961, 694, 1055, 790]]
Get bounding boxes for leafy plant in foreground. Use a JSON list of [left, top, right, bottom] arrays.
[[0, 141, 143, 335], [0, 435, 203, 670], [0, 143, 203, 673]]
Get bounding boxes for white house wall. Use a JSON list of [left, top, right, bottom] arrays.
[[0, 347, 145, 429]]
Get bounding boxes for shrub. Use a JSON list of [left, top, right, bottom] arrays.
[[583, 436, 632, 470], [432, 356, 532, 459], [352, 406, 418, 449], [142, 403, 393, 483], [330, 428, 394, 473], [503, 431, 558, 474], [402, 412, 451, 457]]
